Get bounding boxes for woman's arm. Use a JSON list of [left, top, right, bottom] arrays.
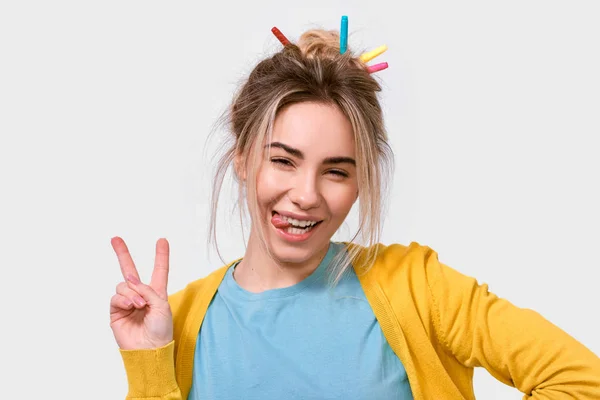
[[424, 248, 600, 399], [118, 288, 188, 400], [111, 237, 183, 400]]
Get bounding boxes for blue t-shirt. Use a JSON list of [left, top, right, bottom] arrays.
[[189, 242, 413, 400]]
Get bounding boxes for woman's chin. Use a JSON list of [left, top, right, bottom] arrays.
[[267, 234, 328, 266], [269, 244, 314, 265]]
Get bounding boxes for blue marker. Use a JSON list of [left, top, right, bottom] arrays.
[[340, 15, 348, 54]]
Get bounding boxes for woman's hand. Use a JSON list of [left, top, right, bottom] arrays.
[[109, 237, 173, 350]]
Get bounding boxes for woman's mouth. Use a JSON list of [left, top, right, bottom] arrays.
[[271, 212, 323, 241]]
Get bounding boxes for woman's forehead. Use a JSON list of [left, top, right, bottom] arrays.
[[271, 102, 355, 156]]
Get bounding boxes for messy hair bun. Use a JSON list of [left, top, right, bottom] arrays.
[[296, 29, 362, 66]]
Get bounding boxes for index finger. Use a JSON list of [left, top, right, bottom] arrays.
[[111, 236, 141, 282]]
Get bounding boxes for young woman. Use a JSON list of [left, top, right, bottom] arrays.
[[109, 26, 600, 399]]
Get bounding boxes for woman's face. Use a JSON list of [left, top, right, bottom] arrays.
[[250, 101, 359, 265]]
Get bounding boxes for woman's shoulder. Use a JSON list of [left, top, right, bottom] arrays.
[[350, 240, 482, 299], [344, 240, 439, 275]]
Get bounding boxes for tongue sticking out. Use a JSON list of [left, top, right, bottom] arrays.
[[271, 213, 291, 229]]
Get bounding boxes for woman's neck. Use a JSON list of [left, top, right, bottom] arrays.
[[233, 233, 329, 293]]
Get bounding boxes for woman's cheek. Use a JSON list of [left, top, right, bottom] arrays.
[[261, 169, 290, 193], [325, 184, 357, 212]]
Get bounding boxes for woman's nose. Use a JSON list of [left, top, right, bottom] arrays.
[[289, 173, 321, 210]]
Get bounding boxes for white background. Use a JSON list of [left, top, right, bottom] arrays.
[[1, 1, 599, 399]]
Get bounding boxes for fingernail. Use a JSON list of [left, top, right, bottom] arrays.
[[124, 299, 133, 307], [134, 296, 146, 307], [127, 274, 140, 285]]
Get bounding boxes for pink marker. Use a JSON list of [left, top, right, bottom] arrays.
[[368, 62, 388, 74]]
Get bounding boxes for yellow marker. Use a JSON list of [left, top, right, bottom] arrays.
[[359, 45, 388, 63]]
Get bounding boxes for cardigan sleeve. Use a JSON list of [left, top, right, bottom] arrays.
[[119, 340, 183, 400], [423, 247, 600, 399]]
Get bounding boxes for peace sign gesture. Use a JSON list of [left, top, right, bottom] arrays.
[[109, 237, 173, 350]]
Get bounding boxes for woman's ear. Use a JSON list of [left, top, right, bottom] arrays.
[[234, 153, 247, 181]]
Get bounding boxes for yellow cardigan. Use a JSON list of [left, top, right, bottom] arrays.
[[120, 242, 600, 399]]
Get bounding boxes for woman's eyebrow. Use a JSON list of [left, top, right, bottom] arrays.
[[323, 156, 356, 166], [265, 142, 303, 158], [265, 142, 356, 166]]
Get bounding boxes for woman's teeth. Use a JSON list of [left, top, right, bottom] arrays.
[[281, 215, 318, 228], [277, 215, 320, 235], [286, 225, 315, 234]]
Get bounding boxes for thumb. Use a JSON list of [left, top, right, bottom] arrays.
[[126, 275, 165, 307]]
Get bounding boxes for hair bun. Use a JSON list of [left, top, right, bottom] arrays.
[[296, 29, 348, 60]]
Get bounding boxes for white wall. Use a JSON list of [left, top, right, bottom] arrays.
[[1, 1, 598, 398]]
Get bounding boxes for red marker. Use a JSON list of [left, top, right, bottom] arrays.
[[271, 27, 290, 46]]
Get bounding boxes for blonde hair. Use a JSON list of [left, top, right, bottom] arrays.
[[209, 29, 394, 283]]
